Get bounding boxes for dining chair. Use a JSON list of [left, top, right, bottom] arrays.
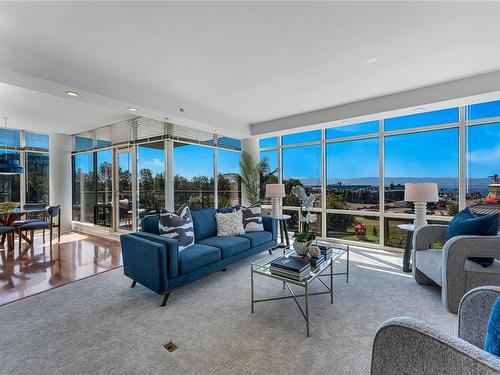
[[17, 205, 61, 252], [0, 225, 15, 251]]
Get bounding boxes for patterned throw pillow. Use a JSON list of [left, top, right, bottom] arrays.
[[158, 204, 194, 251], [235, 203, 264, 232], [215, 210, 245, 236]]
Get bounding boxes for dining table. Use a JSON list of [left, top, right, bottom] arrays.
[[0, 207, 48, 248]]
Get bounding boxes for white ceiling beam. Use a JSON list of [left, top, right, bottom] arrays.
[[250, 70, 500, 136]]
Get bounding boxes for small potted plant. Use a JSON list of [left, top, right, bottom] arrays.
[[293, 231, 316, 255]]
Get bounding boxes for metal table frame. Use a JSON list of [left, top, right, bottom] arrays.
[[251, 244, 349, 337]]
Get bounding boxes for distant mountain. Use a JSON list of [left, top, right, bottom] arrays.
[[291, 176, 492, 193]]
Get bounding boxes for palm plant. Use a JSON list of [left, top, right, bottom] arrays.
[[239, 151, 276, 205]]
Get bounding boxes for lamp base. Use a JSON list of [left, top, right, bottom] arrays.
[[271, 198, 281, 218], [413, 201, 428, 229]]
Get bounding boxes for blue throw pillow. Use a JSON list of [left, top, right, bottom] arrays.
[[485, 296, 500, 356], [445, 208, 499, 267]]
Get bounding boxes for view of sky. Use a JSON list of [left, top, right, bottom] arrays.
[[73, 101, 500, 193]]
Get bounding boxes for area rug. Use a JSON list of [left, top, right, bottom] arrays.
[[0, 246, 456, 375]]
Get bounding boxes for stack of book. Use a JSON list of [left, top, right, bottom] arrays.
[[288, 251, 325, 268], [318, 244, 333, 258], [270, 256, 311, 281]]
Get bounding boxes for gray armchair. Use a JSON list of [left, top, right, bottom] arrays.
[[412, 224, 500, 313], [371, 286, 500, 375]]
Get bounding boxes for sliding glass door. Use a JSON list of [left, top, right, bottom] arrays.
[[116, 149, 134, 231]]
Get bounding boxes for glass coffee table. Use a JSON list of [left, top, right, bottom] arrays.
[[251, 242, 349, 336]]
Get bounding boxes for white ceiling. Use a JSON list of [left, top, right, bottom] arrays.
[[1, 2, 500, 136], [0, 82, 132, 134]]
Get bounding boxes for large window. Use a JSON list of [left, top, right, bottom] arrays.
[[282, 145, 322, 208], [26, 132, 49, 149], [466, 122, 500, 206], [95, 150, 112, 227], [384, 128, 459, 216], [467, 100, 500, 121], [72, 153, 95, 223], [174, 143, 215, 210], [326, 137, 379, 212], [217, 149, 241, 208], [0, 151, 20, 203], [260, 149, 279, 204], [327, 214, 380, 244], [384, 108, 458, 132], [282, 130, 321, 145], [258, 102, 496, 249], [0, 129, 50, 207], [26, 152, 49, 204], [326, 120, 378, 139], [137, 142, 165, 217]]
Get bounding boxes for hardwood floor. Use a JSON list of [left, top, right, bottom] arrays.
[[0, 231, 121, 306]]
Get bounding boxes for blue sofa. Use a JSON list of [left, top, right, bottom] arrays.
[[120, 208, 277, 306]]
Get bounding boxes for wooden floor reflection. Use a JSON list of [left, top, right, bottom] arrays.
[[0, 231, 121, 306]]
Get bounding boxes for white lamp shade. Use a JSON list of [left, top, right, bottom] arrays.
[[265, 183, 285, 198], [404, 182, 439, 202]]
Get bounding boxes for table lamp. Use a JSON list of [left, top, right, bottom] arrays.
[[404, 182, 439, 229], [266, 183, 285, 217]]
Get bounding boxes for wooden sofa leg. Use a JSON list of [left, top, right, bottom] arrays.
[[161, 292, 171, 307], [130, 280, 136, 288], [221, 268, 227, 272]]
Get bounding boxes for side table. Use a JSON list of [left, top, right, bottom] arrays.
[[398, 223, 414, 273], [268, 214, 291, 253]]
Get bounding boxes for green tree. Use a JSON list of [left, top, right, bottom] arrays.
[[326, 191, 356, 232]]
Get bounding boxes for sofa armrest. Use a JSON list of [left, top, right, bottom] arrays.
[[413, 224, 448, 251], [129, 232, 179, 279], [262, 216, 277, 241], [371, 317, 500, 375], [442, 235, 500, 312], [459, 286, 500, 348], [120, 234, 169, 294]]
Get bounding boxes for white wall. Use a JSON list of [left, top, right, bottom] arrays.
[[49, 133, 72, 232]]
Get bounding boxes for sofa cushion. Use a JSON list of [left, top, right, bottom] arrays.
[[178, 244, 221, 275], [198, 236, 250, 258], [217, 206, 233, 214], [191, 208, 217, 241], [415, 250, 443, 286], [158, 204, 194, 251], [484, 296, 500, 356], [446, 209, 499, 241], [239, 231, 273, 248], [445, 208, 499, 267], [141, 215, 160, 235]]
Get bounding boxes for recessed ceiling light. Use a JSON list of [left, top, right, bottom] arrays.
[[414, 107, 425, 112], [342, 121, 350, 125], [365, 57, 379, 64], [164, 117, 169, 121], [179, 107, 184, 112], [128, 107, 137, 112], [65, 91, 79, 97]]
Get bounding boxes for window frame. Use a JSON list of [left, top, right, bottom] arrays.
[[258, 106, 480, 251]]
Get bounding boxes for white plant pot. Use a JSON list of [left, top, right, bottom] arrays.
[[294, 241, 310, 255]]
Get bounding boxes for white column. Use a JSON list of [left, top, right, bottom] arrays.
[[49, 133, 72, 232], [241, 137, 259, 207], [166, 140, 174, 211]]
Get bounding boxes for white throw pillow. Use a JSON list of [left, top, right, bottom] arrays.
[[216, 210, 245, 236]]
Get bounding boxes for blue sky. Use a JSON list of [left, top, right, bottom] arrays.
[[74, 104, 500, 185]]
